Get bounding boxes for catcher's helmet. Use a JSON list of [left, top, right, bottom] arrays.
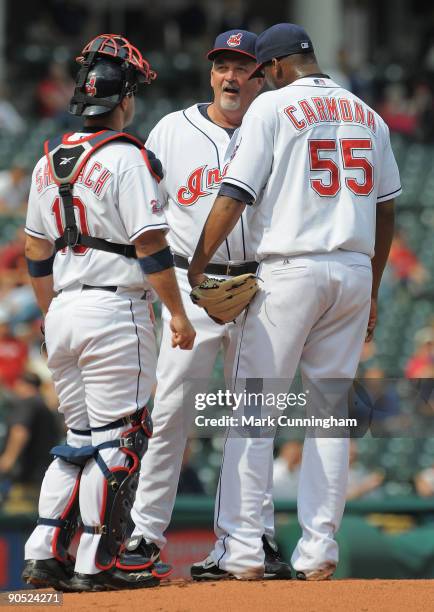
[[69, 33, 156, 117]]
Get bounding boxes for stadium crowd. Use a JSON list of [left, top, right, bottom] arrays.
[[0, 2, 434, 511]]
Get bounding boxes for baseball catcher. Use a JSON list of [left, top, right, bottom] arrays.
[[21, 33, 195, 593]]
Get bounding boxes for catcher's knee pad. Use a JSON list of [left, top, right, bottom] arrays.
[[38, 428, 92, 563], [82, 408, 152, 570]]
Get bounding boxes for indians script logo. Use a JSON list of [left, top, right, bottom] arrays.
[[85, 75, 97, 96], [227, 33, 243, 47], [177, 165, 229, 206]]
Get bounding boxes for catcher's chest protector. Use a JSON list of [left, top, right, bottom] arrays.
[[44, 130, 145, 257], [45, 130, 144, 185]]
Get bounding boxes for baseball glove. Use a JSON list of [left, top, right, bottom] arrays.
[[190, 273, 259, 324]]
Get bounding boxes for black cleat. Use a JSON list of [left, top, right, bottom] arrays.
[[191, 537, 292, 582], [262, 535, 293, 580], [68, 573, 106, 592], [22, 558, 74, 591], [117, 535, 161, 569], [191, 556, 230, 581], [117, 535, 172, 578], [69, 567, 160, 592]]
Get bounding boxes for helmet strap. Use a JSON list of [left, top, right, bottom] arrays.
[[120, 63, 137, 97]]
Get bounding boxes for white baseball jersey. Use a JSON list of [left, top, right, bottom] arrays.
[[25, 134, 168, 292], [223, 76, 401, 259], [146, 104, 255, 263]]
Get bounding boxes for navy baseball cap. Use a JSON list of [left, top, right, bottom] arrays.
[[249, 23, 314, 78], [207, 30, 257, 61]]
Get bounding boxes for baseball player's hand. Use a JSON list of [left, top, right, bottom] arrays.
[[187, 273, 225, 325], [170, 314, 196, 349], [365, 297, 377, 342]]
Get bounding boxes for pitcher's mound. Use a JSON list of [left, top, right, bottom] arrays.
[[35, 578, 434, 612]]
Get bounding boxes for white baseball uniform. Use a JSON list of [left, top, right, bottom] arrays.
[[208, 76, 401, 577], [129, 104, 275, 548], [24, 133, 167, 574]]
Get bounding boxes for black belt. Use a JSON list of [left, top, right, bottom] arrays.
[[58, 285, 118, 294], [173, 254, 258, 276], [82, 284, 118, 292]]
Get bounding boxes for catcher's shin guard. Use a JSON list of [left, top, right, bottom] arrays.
[[38, 429, 92, 562], [82, 408, 153, 570]]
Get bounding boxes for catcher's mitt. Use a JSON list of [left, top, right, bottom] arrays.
[[190, 273, 259, 324]]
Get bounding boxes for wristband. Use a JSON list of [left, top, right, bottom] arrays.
[[26, 254, 55, 277], [138, 246, 174, 274]]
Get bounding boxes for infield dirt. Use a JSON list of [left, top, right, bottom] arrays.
[[14, 579, 434, 612]]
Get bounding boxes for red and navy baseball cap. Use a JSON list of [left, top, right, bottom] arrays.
[[249, 23, 314, 78], [207, 30, 257, 62]]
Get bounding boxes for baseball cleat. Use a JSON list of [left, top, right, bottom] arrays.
[[116, 535, 173, 578], [68, 573, 106, 592], [117, 535, 161, 568], [191, 556, 231, 581], [262, 535, 293, 579], [191, 537, 293, 582], [22, 558, 75, 591], [295, 563, 336, 581], [68, 567, 160, 592]]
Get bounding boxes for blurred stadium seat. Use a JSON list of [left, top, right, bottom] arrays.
[[0, 102, 433, 511]]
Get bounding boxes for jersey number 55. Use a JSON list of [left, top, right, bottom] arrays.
[[308, 138, 374, 197]]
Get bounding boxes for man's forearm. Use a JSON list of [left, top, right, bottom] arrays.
[[371, 200, 395, 298], [25, 235, 56, 315], [30, 276, 55, 316], [146, 267, 187, 316], [189, 196, 245, 279], [134, 229, 186, 317]]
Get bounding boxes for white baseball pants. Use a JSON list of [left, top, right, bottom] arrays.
[[210, 250, 372, 578], [25, 286, 156, 574], [130, 267, 275, 548]]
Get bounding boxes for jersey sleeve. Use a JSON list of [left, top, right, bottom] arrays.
[[145, 125, 169, 204], [118, 160, 168, 242], [222, 101, 274, 203], [377, 125, 402, 203], [218, 182, 254, 203], [25, 164, 49, 240]]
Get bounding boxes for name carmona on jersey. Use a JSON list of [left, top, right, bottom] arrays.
[[177, 163, 229, 206], [35, 159, 113, 198], [284, 96, 377, 133]]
